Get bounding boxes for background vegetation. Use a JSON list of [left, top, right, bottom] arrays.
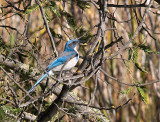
[[0, 0, 160, 121]]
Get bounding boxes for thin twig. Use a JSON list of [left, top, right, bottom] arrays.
[[35, 0, 58, 56], [64, 93, 135, 110], [100, 67, 160, 87]]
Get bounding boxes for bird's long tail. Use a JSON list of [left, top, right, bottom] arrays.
[[28, 73, 48, 93]]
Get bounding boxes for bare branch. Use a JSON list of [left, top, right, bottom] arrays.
[[35, 0, 58, 56]]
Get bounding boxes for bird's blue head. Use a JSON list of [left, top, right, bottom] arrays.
[[64, 39, 80, 52]]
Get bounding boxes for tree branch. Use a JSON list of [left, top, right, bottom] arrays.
[[35, 0, 58, 56]]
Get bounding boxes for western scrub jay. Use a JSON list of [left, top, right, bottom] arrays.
[[28, 39, 80, 93]]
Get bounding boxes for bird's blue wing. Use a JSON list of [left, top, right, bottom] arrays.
[[28, 51, 77, 93], [28, 73, 48, 93], [46, 60, 63, 72], [46, 51, 77, 72]]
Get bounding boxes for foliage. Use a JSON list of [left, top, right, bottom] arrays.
[[0, 0, 160, 121], [137, 86, 148, 104]]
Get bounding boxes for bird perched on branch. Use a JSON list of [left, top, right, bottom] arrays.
[[28, 39, 81, 93]]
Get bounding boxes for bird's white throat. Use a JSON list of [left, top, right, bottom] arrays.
[[74, 46, 78, 53]]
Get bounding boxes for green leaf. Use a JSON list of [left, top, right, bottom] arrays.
[[76, 1, 90, 10], [137, 86, 147, 104], [139, 45, 157, 53], [132, 47, 138, 64], [25, 4, 39, 14], [135, 63, 148, 73], [120, 87, 133, 94], [0, 107, 5, 120], [50, 1, 61, 17], [127, 47, 138, 63], [2, 105, 22, 115], [45, 7, 52, 22], [128, 33, 135, 45], [9, 34, 15, 47], [0, 106, 17, 121], [73, 0, 90, 10]]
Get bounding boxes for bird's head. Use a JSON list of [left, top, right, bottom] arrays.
[[64, 39, 80, 52]]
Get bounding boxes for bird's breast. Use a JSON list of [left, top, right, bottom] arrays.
[[52, 56, 78, 72]]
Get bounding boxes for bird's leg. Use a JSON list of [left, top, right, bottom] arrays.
[[50, 72, 63, 90]]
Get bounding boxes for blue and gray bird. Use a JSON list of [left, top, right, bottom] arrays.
[[28, 39, 80, 93]]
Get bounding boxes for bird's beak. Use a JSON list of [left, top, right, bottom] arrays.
[[79, 40, 87, 46], [80, 43, 87, 46], [82, 43, 87, 46]]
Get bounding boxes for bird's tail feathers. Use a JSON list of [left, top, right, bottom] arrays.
[[28, 73, 48, 93]]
